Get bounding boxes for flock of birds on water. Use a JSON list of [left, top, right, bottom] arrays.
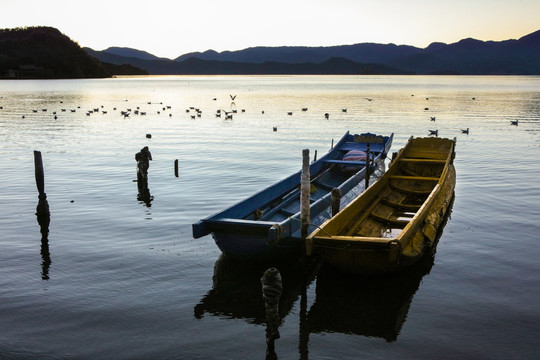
[[0, 93, 522, 137]]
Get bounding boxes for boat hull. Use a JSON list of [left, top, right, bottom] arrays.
[[212, 225, 303, 259], [314, 166, 455, 274], [307, 137, 456, 274], [193, 131, 393, 259]]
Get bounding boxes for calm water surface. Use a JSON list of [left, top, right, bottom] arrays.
[[0, 76, 539, 359]]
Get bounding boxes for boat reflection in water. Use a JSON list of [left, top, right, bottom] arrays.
[[195, 197, 453, 356], [305, 249, 435, 342], [303, 195, 454, 344], [194, 254, 314, 324]]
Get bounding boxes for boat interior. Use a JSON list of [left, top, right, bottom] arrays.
[[244, 142, 387, 224], [328, 138, 453, 239]]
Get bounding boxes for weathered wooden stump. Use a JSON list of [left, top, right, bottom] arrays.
[[135, 146, 153, 205], [135, 146, 152, 190]]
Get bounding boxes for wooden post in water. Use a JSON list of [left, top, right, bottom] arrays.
[[34, 151, 45, 196], [365, 144, 371, 189], [174, 159, 179, 177], [33, 151, 50, 218], [313, 150, 317, 163], [135, 146, 153, 206], [261, 268, 282, 356], [34, 150, 51, 280], [300, 149, 310, 240], [331, 188, 342, 216], [135, 146, 152, 184], [391, 151, 397, 163]]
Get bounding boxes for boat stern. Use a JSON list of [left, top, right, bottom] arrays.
[[307, 235, 402, 274], [192, 220, 210, 239]]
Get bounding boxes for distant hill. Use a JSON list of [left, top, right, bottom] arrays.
[[101, 47, 165, 61], [174, 43, 423, 65], [88, 29, 540, 75], [84, 48, 410, 75], [175, 56, 410, 75], [0, 27, 148, 79], [391, 30, 540, 74]]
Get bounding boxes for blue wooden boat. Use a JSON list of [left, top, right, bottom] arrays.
[[192, 131, 394, 259]]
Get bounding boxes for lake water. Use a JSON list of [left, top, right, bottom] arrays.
[[0, 75, 539, 359]]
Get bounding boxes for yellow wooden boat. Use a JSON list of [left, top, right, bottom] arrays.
[[306, 136, 456, 274]]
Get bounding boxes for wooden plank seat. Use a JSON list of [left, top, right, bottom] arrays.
[[389, 182, 432, 196], [389, 175, 440, 181], [369, 213, 410, 227], [312, 180, 335, 191], [381, 198, 422, 211], [399, 158, 447, 164]]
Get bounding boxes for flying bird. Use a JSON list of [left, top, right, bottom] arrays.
[[230, 94, 237, 101]]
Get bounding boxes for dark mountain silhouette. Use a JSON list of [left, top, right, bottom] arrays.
[[85, 48, 198, 74], [4, 26, 537, 77], [88, 29, 540, 75], [0, 27, 148, 78], [86, 30, 540, 75], [84, 49, 410, 75], [392, 30, 540, 74], [102, 47, 165, 61], [174, 43, 423, 64], [0, 26, 110, 78]]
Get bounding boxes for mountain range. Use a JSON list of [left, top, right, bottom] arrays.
[[86, 29, 540, 75], [1, 26, 539, 78]]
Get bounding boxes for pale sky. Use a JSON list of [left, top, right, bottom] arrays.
[[2, 0, 539, 59]]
